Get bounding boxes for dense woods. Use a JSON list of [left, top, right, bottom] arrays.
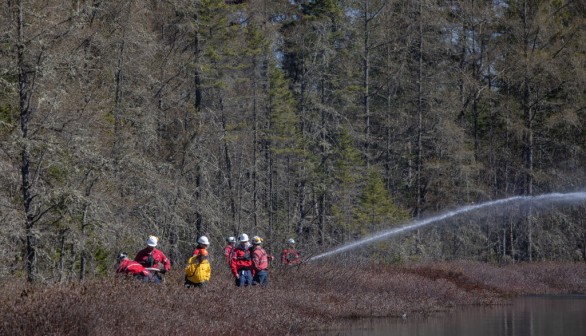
[[0, 0, 584, 282]]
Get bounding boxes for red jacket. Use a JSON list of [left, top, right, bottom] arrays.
[[281, 248, 300, 265], [134, 247, 171, 271], [251, 246, 270, 272], [223, 245, 234, 265], [116, 259, 149, 277], [230, 244, 252, 277]]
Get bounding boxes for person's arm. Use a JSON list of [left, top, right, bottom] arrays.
[[251, 250, 259, 271], [230, 251, 239, 278], [163, 255, 171, 271], [127, 263, 145, 275], [205, 262, 211, 281], [115, 260, 125, 274], [157, 250, 171, 271]]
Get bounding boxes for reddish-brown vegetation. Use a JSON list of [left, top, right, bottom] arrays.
[[1, 261, 584, 335]]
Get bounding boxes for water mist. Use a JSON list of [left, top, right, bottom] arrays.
[[309, 192, 586, 261]]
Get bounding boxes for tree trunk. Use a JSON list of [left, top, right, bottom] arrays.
[[79, 203, 88, 281], [112, 2, 133, 172], [193, 20, 203, 237], [221, 107, 237, 229], [58, 229, 67, 283], [363, 0, 371, 167], [415, 0, 424, 219], [17, 0, 37, 283], [252, 57, 259, 229], [522, 0, 534, 262]]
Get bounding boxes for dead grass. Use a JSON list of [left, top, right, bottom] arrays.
[[1, 261, 584, 335]]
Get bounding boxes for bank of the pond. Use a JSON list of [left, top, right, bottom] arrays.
[[319, 295, 586, 336], [1, 261, 585, 335]]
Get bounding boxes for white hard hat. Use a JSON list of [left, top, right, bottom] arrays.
[[227, 236, 236, 243], [116, 252, 128, 261], [238, 233, 249, 242], [198, 236, 210, 245], [146, 235, 158, 247], [288, 238, 295, 244]]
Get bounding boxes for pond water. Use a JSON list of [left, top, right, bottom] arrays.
[[324, 296, 586, 336]]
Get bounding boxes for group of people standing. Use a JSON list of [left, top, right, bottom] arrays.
[[115, 234, 301, 288], [223, 233, 300, 287]]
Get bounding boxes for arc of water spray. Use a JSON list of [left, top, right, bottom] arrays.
[[309, 192, 586, 261]]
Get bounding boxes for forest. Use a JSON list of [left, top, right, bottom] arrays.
[[0, 0, 585, 283]]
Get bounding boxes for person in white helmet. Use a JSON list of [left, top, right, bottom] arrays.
[[185, 236, 211, 288], [230, 233, 253, 287], [134, 235, 171, 283], [281, 238, 301, 265], [223, 236, 236, 265]]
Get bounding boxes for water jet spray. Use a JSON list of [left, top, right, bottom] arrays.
[[309, 192, 586, 261]]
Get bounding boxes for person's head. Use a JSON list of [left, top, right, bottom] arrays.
[[116, 252, 128, 262], [197, 235, 210, 248], [146, 235, 158, 251], [226, 236, 236, 245], [252, 236, 263, 246], [238, 233, 249, 246], [287, 238, 296, 247]]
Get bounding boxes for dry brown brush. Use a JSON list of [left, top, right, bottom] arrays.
[[0, 261, 584, 335]]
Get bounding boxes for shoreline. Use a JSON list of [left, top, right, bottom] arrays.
[[1, 261, 585, 335]]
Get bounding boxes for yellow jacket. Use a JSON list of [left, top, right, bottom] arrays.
[[185, 255, 211, 284]]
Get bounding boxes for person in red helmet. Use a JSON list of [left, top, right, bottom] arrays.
[[115, 253, 151, 282], [230, 233, 253, 287], [281, 238, 301, 265], [134, 235, 171, 283]]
